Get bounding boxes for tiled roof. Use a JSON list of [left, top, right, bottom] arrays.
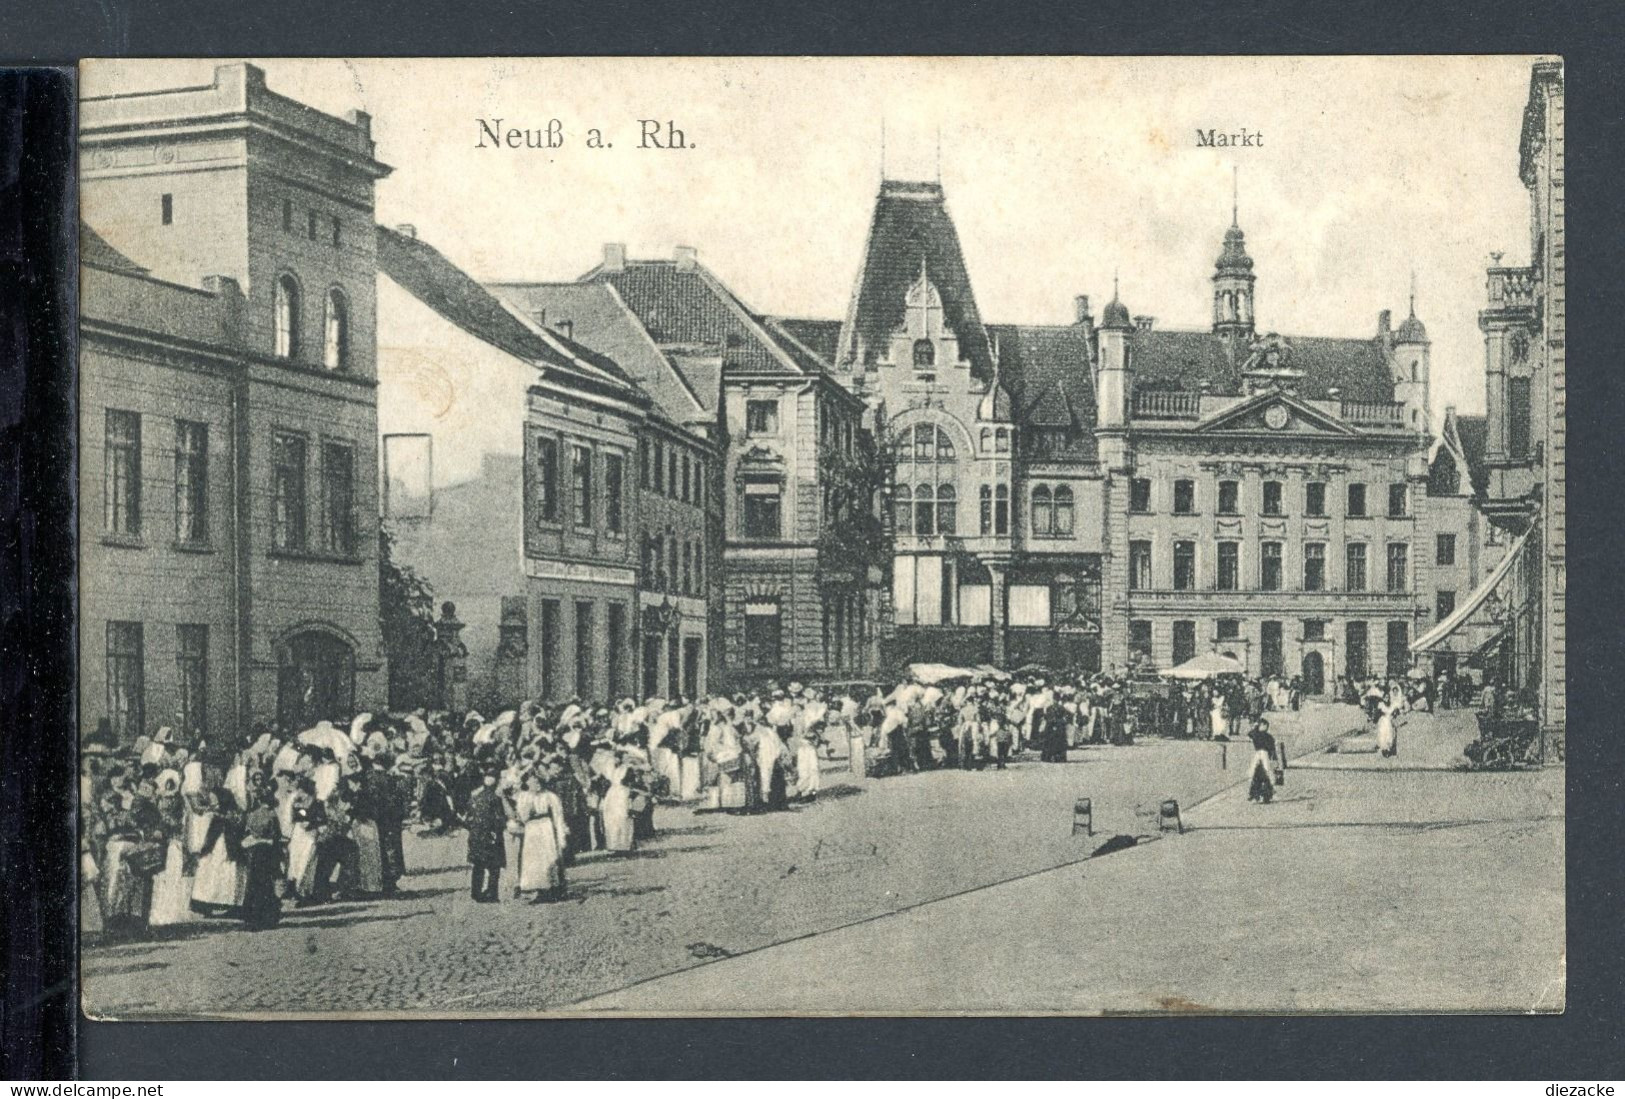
[[1454, 414, 1490, 496], [379, 226, 640, 396], [836, 180, 995, 380], [491, 280, 707, 419], [775, 317, 842, 364], [81, 224, 147, 275], [988, 324, 1097, 431], [592, 260, 821, 379], [1132, 327, 1394, 402]]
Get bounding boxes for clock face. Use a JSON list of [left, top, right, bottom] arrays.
[[1264, 405, 1290, 430]]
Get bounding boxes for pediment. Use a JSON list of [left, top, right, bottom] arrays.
[[1192, 391, 1359, 438]]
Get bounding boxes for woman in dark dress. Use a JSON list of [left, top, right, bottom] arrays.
[[239, 783, 284, 930]]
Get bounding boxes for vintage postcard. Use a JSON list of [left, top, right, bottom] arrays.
[[76, 56, 1564, 1018]]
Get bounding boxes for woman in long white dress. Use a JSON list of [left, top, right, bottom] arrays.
[[147, 771, 197, 929], [1376, 702, 1399, 758], [515, 771, 569, 902], [1210, 692, 1229, 739], [600, 758, 635, 852]]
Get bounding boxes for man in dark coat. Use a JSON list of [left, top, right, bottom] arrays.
[[465, 769, 507, 903]]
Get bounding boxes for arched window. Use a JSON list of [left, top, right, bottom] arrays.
[[913, 339, 936, 368], [1054, 485, 1075, 536], [912, 426, 932, 461], [274, 274, 301, 360], [995, 428, 1010, 454], [1410, 361, 1420, 382], [937, 484, 957, 535], [980, 427, 992, 452], [915, 484, 936, 536], [936, 427, 955, 461], [323, 288, 349, 370], [979, 484, 992, 534], [894, 485, 913, 535], [1032, 485, 1053, 536], [995, 483, 1009, 535]]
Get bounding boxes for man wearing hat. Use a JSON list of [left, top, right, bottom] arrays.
[[466, 767, 508, 903]]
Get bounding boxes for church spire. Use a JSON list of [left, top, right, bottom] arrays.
[[1213, 180, 1256, 338]]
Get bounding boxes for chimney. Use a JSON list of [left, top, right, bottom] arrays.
[[1134, 315, 1155, 332], [674, 245, 698, 272], [346, 109, 373, 138], [1074, 295, 1092, 326], [602, 242, 626, 273], [1377, 309, 1393, 353], [394, 223, 417, 240]]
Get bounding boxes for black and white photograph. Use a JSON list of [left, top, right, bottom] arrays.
[[73, 55, 1565, 1019]]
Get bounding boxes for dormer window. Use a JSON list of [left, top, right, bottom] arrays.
[[913, 339, 936, 369]]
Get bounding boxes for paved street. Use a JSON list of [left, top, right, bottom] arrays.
[[81, 704, 1562, 1017]]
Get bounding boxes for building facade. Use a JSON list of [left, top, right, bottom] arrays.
[[80, 63, 389, 739], [783, 178, 1442, 690]]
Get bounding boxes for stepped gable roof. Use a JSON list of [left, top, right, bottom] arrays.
[[491, 280, 708, 419], [589, 258, 827, 380], [836, 179, 995, 380], [1131, 327, 1394, 402], [379, 226, 640, 397], [81, 224, 148, 275]]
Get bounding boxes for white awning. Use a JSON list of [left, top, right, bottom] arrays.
[[1411, 528, 1530, 653]]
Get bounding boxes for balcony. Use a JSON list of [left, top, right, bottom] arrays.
[[1339, 399, 1405, 426], [1487, 266, 1536, 310], [1124, 588, 1419, 614], [1132, 390, 1203, 420]]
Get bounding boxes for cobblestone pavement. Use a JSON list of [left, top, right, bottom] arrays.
[[577, 717, 1563, 1014], [82, 705, 1371, 1018]]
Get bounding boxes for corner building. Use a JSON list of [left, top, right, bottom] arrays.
[[786, 179, 1437, 690]]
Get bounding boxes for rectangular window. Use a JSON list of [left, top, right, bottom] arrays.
[[1509, 376, 1532, 460], [174, 419, 209, 545], [653, 441, 665, 494], [271, 432, 307, 550], [1129, 620, 1153, 662], [104, 409, 142, 537], [575, 601, 595, 698], [1386, 621, 1410, 675], [605, 452, 624, 533], [746, 399, 779, 436], [1260, 541, 1283, 591], [669, 450, 679, 497], [536, 435, 559, 521], [744, 601, 782, 671], [1129, 540, 1152, 591], [540, 599, 560, 700], [683, 636, 702, 699], [1346, 542, 1368, 591], [669, 538, 680, 594], [281, 198, 293, 231], [680, 452, 692, 504], [668, 633, 681, 699], [694, 538, 704, 593], [1008, 583, 1050, 627], [1173, 541, 1196, 591], [1436, 590, 1457, 622], [1436, 533, 1456, 566], [682, 541, 693, 595], [1129, 478, 1151, 513], [1386, 543, 1409, 592], [743, 479, 782, 539], [1261, 621, 1284, 678], [571, 444, 593, 527], [1262, 480, 1283, 516], [1305, 481, 1327, 517], [1346, 622, 1369, 678], [331, 216, 342, 248], [1172, 620, 1197, 667], [1303, 619, 1326, 642], [1217, 618, 1241, 642], [307, 209, 318, 240], [1173, 479, 1195, 514], [1347, 482, 1367, 518], [106, 621, 144, 741], [1217, 479, 1239, 515], [176, 624, 208, 737], [639, 439, 651, 489], [160, 193, 173, 225], [1217, 541, 1239, 591], [1303, 542, 1326, 592], [606, 603, 626, 698], [321, 442, 356, 555], [1388, 482, 1409, 518]]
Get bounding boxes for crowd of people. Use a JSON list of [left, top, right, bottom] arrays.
[[80, 659, 1473, 941]]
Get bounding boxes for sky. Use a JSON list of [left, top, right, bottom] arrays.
[[84, 55, 1549, 418]]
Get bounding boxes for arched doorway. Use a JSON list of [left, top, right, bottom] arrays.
[[278, 630, 357, 730], [1301, 650, 1325, 696]]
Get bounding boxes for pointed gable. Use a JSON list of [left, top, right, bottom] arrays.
[[836, 179, 995, 379]]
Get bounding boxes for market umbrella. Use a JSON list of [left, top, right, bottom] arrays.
[[1406, 667, 1431, 680], [973, 665, 1012, 681], [297, 722, 353, 758], [1160, 651, 1247, 680], [907, 663, 979, 685]]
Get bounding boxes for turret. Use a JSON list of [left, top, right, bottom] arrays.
[[1212, 212, 1256, 339], [1097, 280, 1134, 429], [1393, 284, 1431, 434]]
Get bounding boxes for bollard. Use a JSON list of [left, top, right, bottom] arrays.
[[1159, 799, 1183, 834], [1072, 797, 1093, 836], [1275, 738, 1288, 785], [1220, 742, 1228, 770]]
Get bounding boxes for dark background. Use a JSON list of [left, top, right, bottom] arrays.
[[3, 0, 1624, 1080]]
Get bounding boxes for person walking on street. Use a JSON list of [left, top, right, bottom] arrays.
[[1248, 719, 1277, 803], [466, 768, 507, 903]]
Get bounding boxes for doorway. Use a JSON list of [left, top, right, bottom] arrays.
[[1301, 650, 1325, 696]]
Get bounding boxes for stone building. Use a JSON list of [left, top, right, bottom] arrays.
[[378, 228, 722, 711], [782, 178, 1441, 691], [559, 246, 879, 685], [79, 63, 389, 739]]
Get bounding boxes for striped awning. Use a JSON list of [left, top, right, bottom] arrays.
[[1411, 528, 1531, 653]]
